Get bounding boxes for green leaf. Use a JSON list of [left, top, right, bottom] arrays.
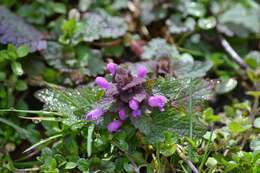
[[246, 91, 260, 98], [51, 2, 66, 14], [166, 15, 196, 34], [185, 2, 206, 17], [215, 78, 237, 94], [245, 51, 260, 68], [250, 138, 260, 151], [131, 107, 207, 143], [253, 118, 260, 128], [158, 132, 177, 157], [203, 108, 220, 123], [0, 117, 29, 139], [77, 158, 90, 172], [15, 80, 28, 91], [173, 54, 213, 78], [65, 162, 77, 169], [11, 61, 23, 76], [42, 42, 105, 76], [228, 119, 252, 135], [36, 86, 104, 128], [141, 38, 179, 59], [17, 45, 29, 58], [205, 157, 218, 168], [198, 17, 217, 30], [81, 10, 127, 42], [152, 77, 214, 102], [0, 6, 47, 52], [218, 3, 260, 36]]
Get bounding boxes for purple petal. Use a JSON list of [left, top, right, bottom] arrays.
[[95, 77, 110, 89], [131, 109, 141, 118], [107, 120, 122, 133], [107, 62, 117, 75], [137, 66, 147, 78], [86, 108, 104, 121], [119, 107, 127, 120], [148, 95, 167, 111], [129, 99, 139, 111]]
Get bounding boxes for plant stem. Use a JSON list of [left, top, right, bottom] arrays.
[[188, 79, 193, 164], [218, 34, 248, 69], [177, 145, 200, 173]]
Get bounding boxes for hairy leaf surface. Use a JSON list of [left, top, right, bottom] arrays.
[[0, 6, 46, 52], [132, 107, 207, 143], [81, 10, 127, 42], [36, 86, 104, 128]]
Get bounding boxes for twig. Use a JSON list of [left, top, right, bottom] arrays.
[[176, 145, 200, 173], [218, 34, 248, 69]]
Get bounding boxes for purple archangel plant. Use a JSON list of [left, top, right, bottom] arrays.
[[85, 63, 167, 133]]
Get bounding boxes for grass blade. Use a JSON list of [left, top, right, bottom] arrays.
[[24, 134, 62, 153], [87, 123, 95, 157]]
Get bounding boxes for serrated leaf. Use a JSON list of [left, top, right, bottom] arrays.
[[0, 6, 47, 52], [35, 86, 104, 128], [131, 107, 206, 143], [81, 10, 127, 42], [173, 54, 213, 78], [142, 38, 179, 60], [152, 77, 214, 102]]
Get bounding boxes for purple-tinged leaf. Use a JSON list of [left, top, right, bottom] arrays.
[[132, 90, 147, 103], [105, 83, 119, 97], [122, 77, 145, 91], [0, 6, 47, 52]]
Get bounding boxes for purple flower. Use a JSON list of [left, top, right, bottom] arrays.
[[107, 63, 117, 75], [129, 99, 139, 110], [86, 108, 104, 122], [137, 66, 147, 78], [148, 95, 167, 111], [107, 120, 122, 133], [95, 77, 110, 89], [118, 107, 127, 120], [131, 109, 141, 118]]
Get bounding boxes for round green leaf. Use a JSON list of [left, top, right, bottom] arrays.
[[198, 17, 216, 30], [186, 2, 206, 17], [65, 162, 77, 169], [206, 157, 218, 168], [15, 80, 28, 91], [17, 45, 29, 58], [253, 117, 260, 128], [216, 78, 237, 94], [11, 61, 23, 76]]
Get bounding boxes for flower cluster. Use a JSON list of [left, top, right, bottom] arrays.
[[86, 63, 167, 133]]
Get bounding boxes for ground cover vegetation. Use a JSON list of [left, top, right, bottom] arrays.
[[0, 0, 260, 172]]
